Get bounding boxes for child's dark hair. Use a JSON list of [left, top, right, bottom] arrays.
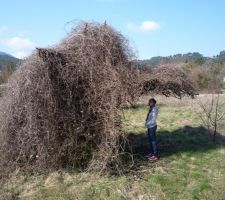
[[149, 98, 157, 104]]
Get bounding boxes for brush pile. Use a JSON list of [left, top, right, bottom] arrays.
[[0, 22, 139, 173], [141, 66, 196, 98]]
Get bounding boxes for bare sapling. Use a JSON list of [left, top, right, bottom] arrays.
[[198, 94, 225, 141]]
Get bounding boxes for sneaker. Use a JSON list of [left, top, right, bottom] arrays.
[[148, 155, 158, 161], [145, 153, 153, 158]]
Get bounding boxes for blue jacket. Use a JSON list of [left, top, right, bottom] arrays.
[[145, 106, 158, 128]]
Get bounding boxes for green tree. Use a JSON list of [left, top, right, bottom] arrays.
[[0, 62, 15, 83]]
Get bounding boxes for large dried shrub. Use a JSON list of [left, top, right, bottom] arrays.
[[141, 66, 196, 98], [0, 22, 138, 174]]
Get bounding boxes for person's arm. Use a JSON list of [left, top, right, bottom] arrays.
[[145, 110, 150, 121], [150, 108, 157, 125], [146, 107, 158, 127], [145, 110, 150, 127]]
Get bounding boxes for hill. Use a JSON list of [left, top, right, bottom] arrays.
[[0, 51, 20, 70], [141, 51, 225, 69]]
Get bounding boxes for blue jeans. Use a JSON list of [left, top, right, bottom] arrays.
[[147, 125, 158, 156]]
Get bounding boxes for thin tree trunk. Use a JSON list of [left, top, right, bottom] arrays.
[[213, 125, 216, 142]]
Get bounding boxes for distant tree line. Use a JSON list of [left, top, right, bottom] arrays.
[[0, 53, 20, 84], [0, 62, 16, 84]]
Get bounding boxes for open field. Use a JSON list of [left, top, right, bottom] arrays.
[[1, 95, 225, 200]]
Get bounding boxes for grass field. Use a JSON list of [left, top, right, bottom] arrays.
[[1, 95, 225, 200]]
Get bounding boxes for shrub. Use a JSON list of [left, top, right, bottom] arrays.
[[0, 22, 137, 174]]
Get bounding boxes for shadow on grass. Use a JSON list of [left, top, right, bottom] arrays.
[[123, 126, 225, 170]]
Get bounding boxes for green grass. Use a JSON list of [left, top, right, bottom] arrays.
[[1, 97, 225, 200]]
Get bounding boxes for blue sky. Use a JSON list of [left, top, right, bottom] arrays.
[[0, 0, 225, 59]]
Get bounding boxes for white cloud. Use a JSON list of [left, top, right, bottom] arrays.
[[2, 37, 36, 58], [127, 20, 160, 32], [13, 51, 30, 59], [0, 26, 8, 35], [4, 37, 36, 50], [140, 21, 160, 31]]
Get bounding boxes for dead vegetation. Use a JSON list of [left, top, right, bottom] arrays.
[[197, 94, 225, 141], [141, 66, 196, 98], [0, 22, 195, 175]]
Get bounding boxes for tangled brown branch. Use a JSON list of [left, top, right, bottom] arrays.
[[141, 66, 196, 98]]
